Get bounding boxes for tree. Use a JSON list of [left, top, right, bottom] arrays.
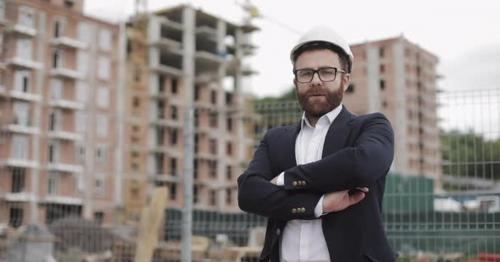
[[441, 129, 500, 180]]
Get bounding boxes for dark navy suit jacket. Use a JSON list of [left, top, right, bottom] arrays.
[[238, 107, 397, 262]]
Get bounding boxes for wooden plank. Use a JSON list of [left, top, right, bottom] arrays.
[[134, 186, 168, 262]]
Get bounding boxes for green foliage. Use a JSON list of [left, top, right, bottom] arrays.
[[441, 129, 500, 180]]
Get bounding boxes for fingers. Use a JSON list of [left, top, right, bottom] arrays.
[[348, 190, 366, 205]]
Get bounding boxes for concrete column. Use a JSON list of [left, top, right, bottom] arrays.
[[215, 19, 227, 210], [393, 38, 408, 174], [366, 43, 381, 113]]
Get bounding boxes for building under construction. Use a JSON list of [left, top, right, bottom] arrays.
[[122, 4, 259, 221]]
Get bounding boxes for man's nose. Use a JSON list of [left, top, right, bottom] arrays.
[[310, 72, 322, 85]]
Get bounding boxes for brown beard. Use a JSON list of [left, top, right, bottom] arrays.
[[298, 86, 344, 119]]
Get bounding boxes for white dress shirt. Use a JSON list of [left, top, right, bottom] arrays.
[[277, 105, 343, 262]]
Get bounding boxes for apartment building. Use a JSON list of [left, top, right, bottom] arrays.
[[0, 0, 120, 227], [346, 36, 442, 185], [123, 5, 258, 220], [255, 36, 442, 187]]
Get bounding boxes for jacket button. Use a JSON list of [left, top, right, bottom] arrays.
[[276, 228, 281, 235], [301, 207, 306, 213], [293, 181, 298, 186], [291, 208, 297, 213]]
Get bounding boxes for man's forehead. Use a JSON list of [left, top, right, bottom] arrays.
[[295, 49, 341, 66]]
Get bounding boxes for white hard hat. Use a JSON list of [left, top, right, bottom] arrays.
[[290, 25, 353, 62]]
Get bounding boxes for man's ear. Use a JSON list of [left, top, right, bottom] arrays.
[[342, 74, 351, 92]]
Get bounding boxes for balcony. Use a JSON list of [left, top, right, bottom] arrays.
[[50, 67, 84, 80], [0, 84, 6, 96], [4, 124, 39, 135], [9, 90, 42, 102], [46, 162, 83, 174], [48, 130, 83, 141], [51, 36, 87, 49], [2, 158, 38, 169], [8, 23, 37, 37], [8, 57, 43, 70], [49, 99, 85, 110], [3, 192, 35, 202], [43, 195, 83, 205], [151, 64, 183, 76]]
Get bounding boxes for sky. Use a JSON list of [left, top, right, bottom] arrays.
[[84, 0, 500, 98]]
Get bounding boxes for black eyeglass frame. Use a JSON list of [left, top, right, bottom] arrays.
[[293, 66, 348, 83]]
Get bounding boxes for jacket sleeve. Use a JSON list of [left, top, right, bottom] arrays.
[[283, 114, 394, 193], [238, 131, 322, 221]]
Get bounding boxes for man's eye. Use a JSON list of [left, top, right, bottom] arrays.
[[299, 71, 313, 77]]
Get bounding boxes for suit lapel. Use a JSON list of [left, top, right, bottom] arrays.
[[282, 123, 300, 168], [322, 106, 355, 157]]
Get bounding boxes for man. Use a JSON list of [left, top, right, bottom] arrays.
[[238, 26, 396, 262]]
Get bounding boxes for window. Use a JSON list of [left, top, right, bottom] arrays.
[[226, 165, 232, 180], [193, 159, 198, 179], [209, 139, 217, 154], [226, 189, 232, 205], [53, 18, 65, 38], [48, 110, 60, 131], [209, 190, 216, 206], [209, 113, 217, 128], [171, 78, 178, 94], [95, 177, 105, 197], [76, 81, 88, 103], [380, 79, 386, 90], [379, 47, 385, 58], [156, 127, 165, 145], [132, 97, 140, 108], [170, 129, 178, 145], [226, 142, 233, 156], [98, 28, 112, 51], [77, 51, 89, 76], [194, 134, 199, 153], [193, 185, 199, 204], [75, 112, 87, 133], [53, 49, 64, 68], [169, 183, 177, 200], [208, 160, 217, 178], [226, 117, 233, 132], [11, 135, 28, 159], [50, 79, 63, 100], [155, 153, 164, 174], [170, 158, 177, 176], [158, 75, 165, 93], [379, 64, 385, 73], [97, 87, 110, 108], [18, 6, 35, 28], [97, 56, 110, 80], [170, 106, 178, 120], [194, 85, 201, 101], [77, 22, 91, 44], [96, 115, 108, 137], [48, 142, 58, 163], [75, 144, 85, 163], [225, 93, 233, 105], [64, 0, 75, 9], [11, 168, 26, 193], [157, 100, 165, 119], [13, 102, 29, 126], [17, 39, 33, 60], [47, 172, 59, 195], [95, 145, 107, 164], [9, 207, 23, 228], [14, 70, 30, 92], [210, 90, 217, 104], [94, 212, 104, 225]]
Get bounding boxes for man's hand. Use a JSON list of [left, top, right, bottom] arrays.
[[322, 187, 368, 213]]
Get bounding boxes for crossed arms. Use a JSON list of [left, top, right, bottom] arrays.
[[237, 114, 394, 221]]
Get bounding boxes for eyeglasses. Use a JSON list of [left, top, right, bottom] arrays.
[[293, 67, 347, 83]]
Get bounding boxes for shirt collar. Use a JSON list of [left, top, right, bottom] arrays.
[[301, 104, 343, 129]]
